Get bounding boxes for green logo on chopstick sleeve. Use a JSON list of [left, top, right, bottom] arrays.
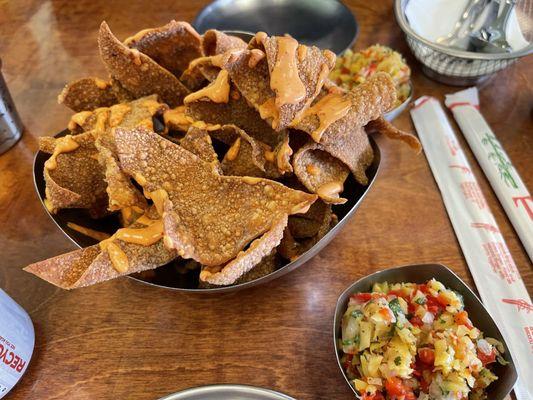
[[482, 133, 517, 189]]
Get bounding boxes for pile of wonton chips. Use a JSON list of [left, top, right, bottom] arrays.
[[26, 21, 420, 289]]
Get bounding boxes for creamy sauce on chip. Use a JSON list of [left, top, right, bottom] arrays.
[[225, 137, 241, 161], [317, 181, 344, 200], [248, 49, 265, 68], [300, 92, 352, 142], [67, 222, 111, 242], [44, 135, 80, 170], [115, 219, 164, 246], [100, 240, 129, 273], [270, 37, 306, 107], [184, 69, 230, 104]]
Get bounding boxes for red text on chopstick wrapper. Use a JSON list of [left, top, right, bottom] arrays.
[[450, 164, 471, 174], [482, 242, 519, 284], [502, 298, 533, 313], [524, 327, 533, 353], [0, 343, 26, 374], [512, 196, 533, 220], [461, 181, 487, 210], [471, 222, 499, 234]]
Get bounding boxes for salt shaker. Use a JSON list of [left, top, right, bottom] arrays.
[[0, 58, 23, 154]]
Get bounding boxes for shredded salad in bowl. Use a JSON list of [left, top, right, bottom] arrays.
[[330, 45, 411, 108], [339, 279, 507, 400]]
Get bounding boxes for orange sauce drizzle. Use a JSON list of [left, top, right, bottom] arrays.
[[270, 36, 306, 107], [44, 135, 79, 170], [184, 70, 230, 104], [225, 137, 241, 161]]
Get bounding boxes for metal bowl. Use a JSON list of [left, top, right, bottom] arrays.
[[193, 0, 358, 55], [384, 82, 413, 122], [394, 0, 533, 85], [33, 131, 380, 293], [333, 263, 518, 399], [158, 384, 295, 400]]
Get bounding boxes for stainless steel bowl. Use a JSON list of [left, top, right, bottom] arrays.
[[158, 384, 295, 400], [33, 131, 380, 293], [384, 81, 413, 122], [394, 0, 533, 85], [193, 0, 358, 54], [333, 263, 518, 399]]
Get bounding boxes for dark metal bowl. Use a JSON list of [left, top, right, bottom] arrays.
[[333, 264, 518, 399], [193, 0, 358, 55], [33, 131, 380, 293]]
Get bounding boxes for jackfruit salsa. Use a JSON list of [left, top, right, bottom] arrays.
[[340, 279, 507, 400]]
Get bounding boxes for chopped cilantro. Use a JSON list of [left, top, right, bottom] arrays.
[[415, 297, 427, 305], [388, 298, 403, 317], [351, 310, 363, 319], [342, 339, 354, 346], [394, 356, 402, 366]]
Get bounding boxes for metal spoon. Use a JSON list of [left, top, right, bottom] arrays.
[[470, 0, 517, 53]]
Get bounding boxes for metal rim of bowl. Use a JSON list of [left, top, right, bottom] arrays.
[[193, 0, 358, 55], [393, 0, 533, 61], [158, 384, 295, 400], [332, 263, 518, 399], [33, 132, 381, 293], [384, 81, 413, 121]]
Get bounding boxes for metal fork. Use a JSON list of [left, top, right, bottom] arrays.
[[469, 0, 517, 53]]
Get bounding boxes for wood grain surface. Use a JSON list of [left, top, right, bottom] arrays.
[[0, 1, 531, 399]]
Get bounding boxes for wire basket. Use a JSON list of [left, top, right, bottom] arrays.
[[394, 0, 533, 85]]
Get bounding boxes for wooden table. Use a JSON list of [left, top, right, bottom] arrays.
[[0, 1, 531, 399]]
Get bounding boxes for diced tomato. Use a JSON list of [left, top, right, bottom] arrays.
[[418, 348, 435, 365], [385, 377, 415, 399], [409, 316, 423, 327], [361, 392, 384, 400], [454, 311, 473, 329], [477, 348, 496, 366], [426, 295, 443, 315], [343, 353, 354, 371], [418, 284, 428, 294], [407, 301, 416, 314], [351, 293, 372, 303], [437, 293, 449, 307]]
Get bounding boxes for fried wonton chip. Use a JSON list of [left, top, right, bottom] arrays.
[[278, 207, 336, 261], [179, 57, 219, 90], [367, 116, 421, 153], [25, 209, 176, 289], [208, 124, 279, 178], [98, 22, 190, 107], [125, 20, 202, 77], [292, 73, 395, 184], [292, 142, 350, 204], [58, 77, 118, 112], [288, 199, 332, 239], [179, 126, 221, 172], [202, 29, 247, 56], [114, 126, 316, 267], [223, 35, 335, 131], [66, 95, 166, 211], [96, 96, 167, 211], [198, 250, 280, 288], [39, 131, 108, 216], [186, 90, 282, 148], [199, 215, 287, 285]]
